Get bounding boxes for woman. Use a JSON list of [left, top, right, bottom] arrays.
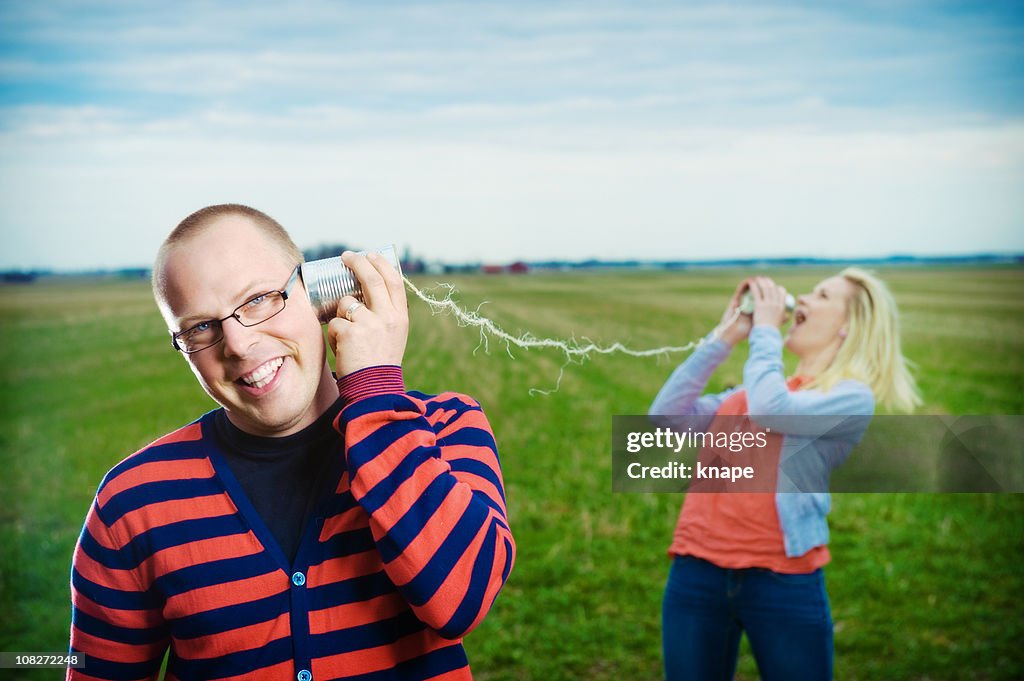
[[650, 269, 920, 681]]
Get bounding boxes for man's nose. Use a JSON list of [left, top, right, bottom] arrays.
[[220, 316, 260, 358]]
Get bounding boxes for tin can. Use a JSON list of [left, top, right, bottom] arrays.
[[739, 290, 796, 315], [301, 245, 403, 323]]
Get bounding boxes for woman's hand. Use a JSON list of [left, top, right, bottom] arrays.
[[715, 279, 754, 346], [327, 251, 409, 377], [748, 276, 789, 329]]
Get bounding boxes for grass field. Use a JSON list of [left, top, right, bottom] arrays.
[[1, 266, 1023, 680]]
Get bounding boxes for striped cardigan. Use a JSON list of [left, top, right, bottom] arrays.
[[69, 367, 515, 680]]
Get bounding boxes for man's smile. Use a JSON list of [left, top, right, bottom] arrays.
[[235, 356, 285, 391]]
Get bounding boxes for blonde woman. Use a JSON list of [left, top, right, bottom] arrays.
[[650, 269, 919, 681]]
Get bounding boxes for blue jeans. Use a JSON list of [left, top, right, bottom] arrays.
[[662, 555, 833, 681]]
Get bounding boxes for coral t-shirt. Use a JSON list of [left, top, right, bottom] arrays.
[[669, 375, 830, 573]]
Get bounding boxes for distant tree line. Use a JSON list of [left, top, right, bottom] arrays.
[[2, 252, 1020, 285]]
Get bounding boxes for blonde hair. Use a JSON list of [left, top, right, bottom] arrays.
[[805, 267, 922, 413]]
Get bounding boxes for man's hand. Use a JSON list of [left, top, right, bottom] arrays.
[[327, 251, 409, 377]]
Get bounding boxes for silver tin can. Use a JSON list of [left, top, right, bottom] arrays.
[[301, 245, 403, 323], [739, 290, 796, 315]]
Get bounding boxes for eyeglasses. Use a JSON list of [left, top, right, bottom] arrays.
[[171, 265, 301, 354]]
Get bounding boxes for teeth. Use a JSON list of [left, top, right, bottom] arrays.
[[241, 358, 283, 388]]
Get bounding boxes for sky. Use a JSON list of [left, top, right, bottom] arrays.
[[1, 0, 1022, 270]]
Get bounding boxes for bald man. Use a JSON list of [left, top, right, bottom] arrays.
[[68, 204, 515, 681]]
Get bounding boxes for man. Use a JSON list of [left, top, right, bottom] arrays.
[[68, 204, 515, 680]]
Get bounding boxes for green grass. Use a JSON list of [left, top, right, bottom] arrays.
[[1, 266, 1022, 680]]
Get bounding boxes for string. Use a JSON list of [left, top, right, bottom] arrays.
[[402, 275, 741, 395]]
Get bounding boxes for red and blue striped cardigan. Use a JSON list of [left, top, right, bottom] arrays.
[[69, 367, 515, 680]]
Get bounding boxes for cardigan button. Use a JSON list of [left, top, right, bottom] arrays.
[[291, 571, 306, 587], [297, 669, 312, 681]]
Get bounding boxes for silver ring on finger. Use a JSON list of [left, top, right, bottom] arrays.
[[344, 301, 365, 322]]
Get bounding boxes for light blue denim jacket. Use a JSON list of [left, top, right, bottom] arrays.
[[649, 325, 874, 558]]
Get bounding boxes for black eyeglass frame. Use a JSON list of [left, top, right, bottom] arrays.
[[170, 265, 302, 354]]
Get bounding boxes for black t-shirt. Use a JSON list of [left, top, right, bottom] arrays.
[[213, 400, 344, 563]]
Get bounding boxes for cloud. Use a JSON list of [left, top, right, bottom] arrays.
[[1, 1, 1022, 268], [2, 115, 1021, 269], [4, 1, 1021, 119]]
